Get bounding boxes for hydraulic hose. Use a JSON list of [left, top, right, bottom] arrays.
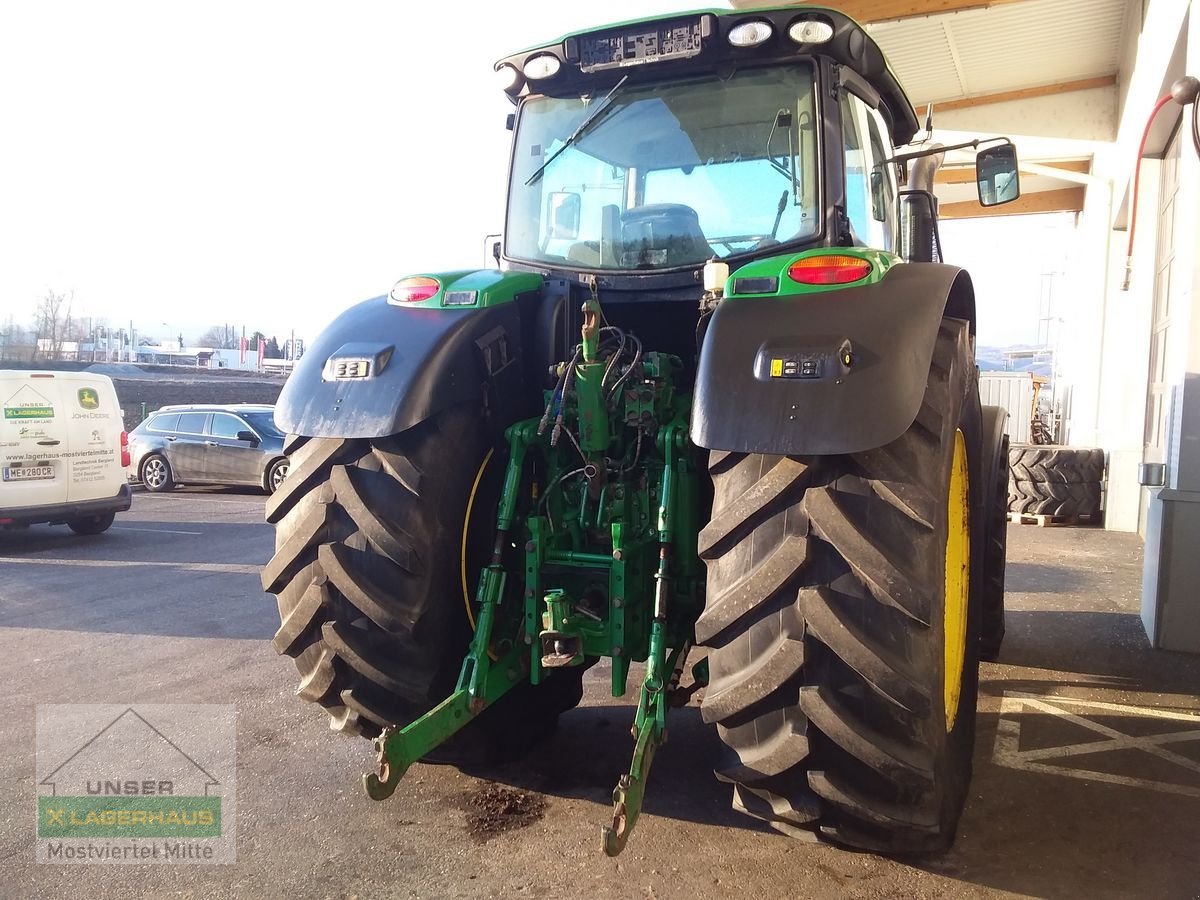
[[1122, 76, 1200, 290]]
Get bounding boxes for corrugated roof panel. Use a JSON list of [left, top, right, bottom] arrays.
[[872, 19, 965, 102], [868, 0, 1127, 105]]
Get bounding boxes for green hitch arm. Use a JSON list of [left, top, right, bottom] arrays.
[[364, 422, 536, 802], [601, 642, 686, 856], [602, 421, 686, 856], [363, 647, 525, 801]]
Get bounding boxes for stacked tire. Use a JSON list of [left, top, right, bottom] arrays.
[[1007, 445, 1105, 519]]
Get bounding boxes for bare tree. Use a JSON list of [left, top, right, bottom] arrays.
[[0, 313, 32, 361], [198, 324, 239, 349], [33, 290, 74, 359]]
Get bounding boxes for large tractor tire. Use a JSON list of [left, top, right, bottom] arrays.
[[1008, 445, 1105, 483], [1007, 444, 1104, 519], [1006, 481, 1102, 517], [979, 432, 1009, 662], [697, 318, 983, 854], [260, 404, 583, 759]]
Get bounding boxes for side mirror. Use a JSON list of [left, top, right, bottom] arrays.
[[236, 430, 259, 446], [545, 191, 581, 240], [976, 143, 1020, 206]]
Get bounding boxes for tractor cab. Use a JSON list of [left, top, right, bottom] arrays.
[[495, 8, 918, 287]]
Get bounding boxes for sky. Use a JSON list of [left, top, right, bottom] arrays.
[[1, 1, 1070, 351], [1, 1, 714, 345], [941, 212, 1076, 348]]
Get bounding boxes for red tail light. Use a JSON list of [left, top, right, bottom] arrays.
[[389, 276, 440, 304], [787, 254, 873, 285], [120, 431, 131, 468]]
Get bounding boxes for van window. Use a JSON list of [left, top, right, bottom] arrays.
[[148, 413, 180, 433], [208, 413, 247, 439], [177, 412, 209, 435]]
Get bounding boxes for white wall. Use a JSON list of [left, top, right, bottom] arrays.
[[1062, 0, 1192, 531]]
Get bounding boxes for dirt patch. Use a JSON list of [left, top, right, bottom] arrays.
[[462, 782, 546, 841]]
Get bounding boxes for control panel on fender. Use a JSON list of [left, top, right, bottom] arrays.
[[755, 339, 854, 382]]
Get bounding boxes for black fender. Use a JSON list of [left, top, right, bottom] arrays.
[[690, 262, 976, 455], [275, 296, 530, 439]]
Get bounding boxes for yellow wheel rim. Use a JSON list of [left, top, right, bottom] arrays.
[[461, 448, 495, 632], [943, 429, 970, 733]]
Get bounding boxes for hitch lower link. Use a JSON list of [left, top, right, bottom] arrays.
[[362, 391, 705, 858], [363, 424, 534, 802]]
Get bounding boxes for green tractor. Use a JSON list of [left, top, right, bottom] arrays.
[[262, 5, 1017, 856]]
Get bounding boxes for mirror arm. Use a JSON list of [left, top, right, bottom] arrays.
[[890, 136, 1012, 166]]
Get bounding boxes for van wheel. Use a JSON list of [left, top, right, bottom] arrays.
[[68, 512, 116, 535], [142, 455, 175, 492]]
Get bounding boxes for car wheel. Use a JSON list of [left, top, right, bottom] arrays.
[[266, 458, 289, 494], [142, 454, 175, 492]]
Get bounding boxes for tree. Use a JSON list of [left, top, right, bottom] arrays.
[[0, 314, 31, 361], [265, 337, 281, 359], [198, 324, 238, 349], [33, 290, 74, 359]]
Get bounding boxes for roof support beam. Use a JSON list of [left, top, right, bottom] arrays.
[[939, 186, 1086, 218], [935, 159, 1092, 185], [922, 75, 1118, 112]]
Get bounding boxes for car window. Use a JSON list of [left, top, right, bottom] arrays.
[[242, 411, 281, 438], [148, 412, 180, 433], [208, 413, 248, 439], [176, 412, 209, 435]]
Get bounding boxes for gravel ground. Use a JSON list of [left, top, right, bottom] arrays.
[[1, 493, 1198, 899]]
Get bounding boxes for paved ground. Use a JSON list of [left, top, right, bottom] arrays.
[[1, 491, 1198, 898]]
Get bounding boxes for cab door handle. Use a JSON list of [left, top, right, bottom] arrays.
[[204, 440, 219, 446]]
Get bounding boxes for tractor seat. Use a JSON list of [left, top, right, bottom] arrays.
[[620, 204, 709, 268]]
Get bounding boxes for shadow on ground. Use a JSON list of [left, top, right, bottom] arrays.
[[466, 702, 767, 837]]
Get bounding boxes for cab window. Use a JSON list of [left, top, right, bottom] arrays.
[[208, 413, 249, 440], [839, 92, 897, 250]]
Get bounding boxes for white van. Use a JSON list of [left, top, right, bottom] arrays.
[[0, 370, 132, 534]]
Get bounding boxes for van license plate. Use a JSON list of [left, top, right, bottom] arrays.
[[2, 466, 54, 482]]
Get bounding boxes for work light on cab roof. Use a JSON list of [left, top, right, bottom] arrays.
[[727, 20, 772, 48]]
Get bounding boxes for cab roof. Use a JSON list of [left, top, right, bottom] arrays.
[[494, 5, 919, 145]]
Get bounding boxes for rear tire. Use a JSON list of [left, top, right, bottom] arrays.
[[261, 404, 583, 758], [141, 454, 174, 492], [68, 512, 116, 535], [698, 318, 983, 853]]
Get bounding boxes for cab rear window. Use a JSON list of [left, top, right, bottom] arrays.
[[148, 413, 180, 432]]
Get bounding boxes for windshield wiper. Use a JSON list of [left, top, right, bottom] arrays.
[[525, 75, 629, 187]]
